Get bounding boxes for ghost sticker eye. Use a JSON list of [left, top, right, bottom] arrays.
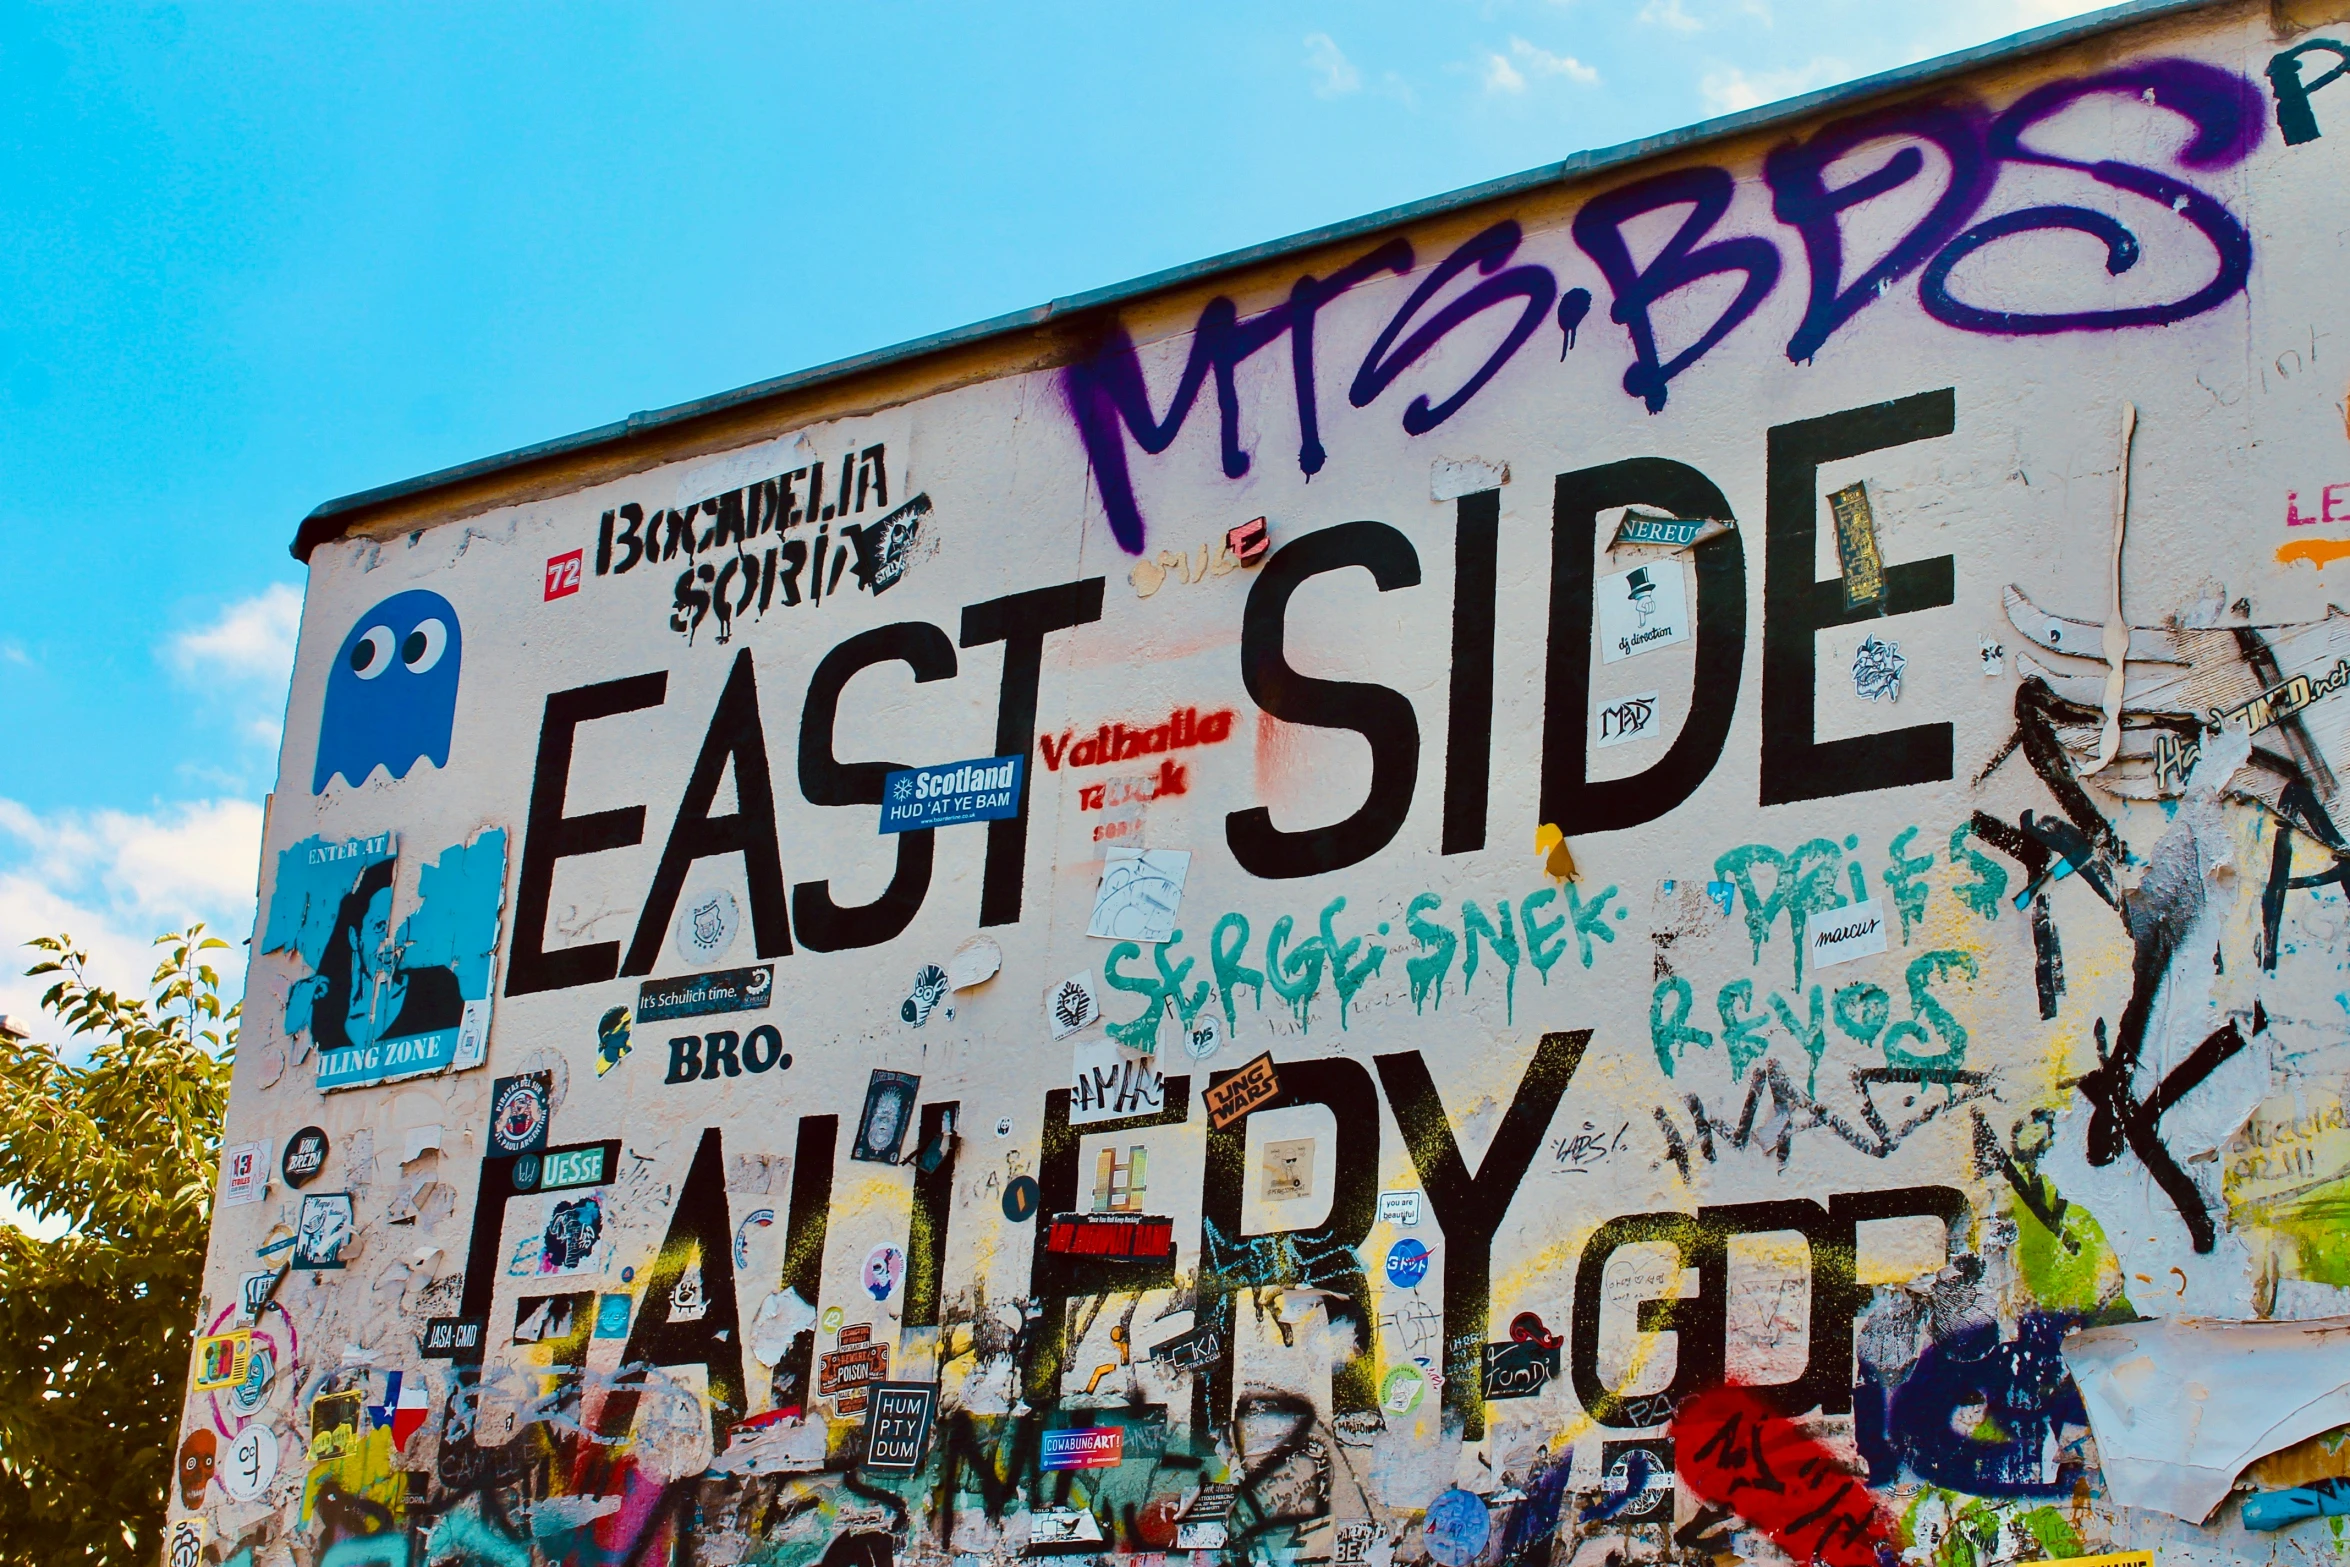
[[351, 624, 395, 678], [404, 617, 449, 672]]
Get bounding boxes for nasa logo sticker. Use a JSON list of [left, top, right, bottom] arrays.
[[281, 1126, 330, 1189], [489, 1072, 552, 1157], [1385, 1237, 1430, 1289]]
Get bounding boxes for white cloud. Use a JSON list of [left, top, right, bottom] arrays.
[[0, 797, 265, 1038], [1304, 32, 1362, 98], [1513, 37, 1600, 84], [1639, 0, 1704, 33], [171, 583, 302, 683], [1487, 37, 1599, 94], [1700, 56, 1845, 113]]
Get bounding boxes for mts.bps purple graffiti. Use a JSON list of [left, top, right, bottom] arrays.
[[1065, 59, 2264, 554]]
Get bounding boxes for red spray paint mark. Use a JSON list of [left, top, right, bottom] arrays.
[[1673, 1386, 1894, 1567]]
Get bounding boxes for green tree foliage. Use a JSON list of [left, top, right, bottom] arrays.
[[0, 930, 236, 1566]]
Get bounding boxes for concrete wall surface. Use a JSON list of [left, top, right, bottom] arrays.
[[176, 5, 2350, 1565]]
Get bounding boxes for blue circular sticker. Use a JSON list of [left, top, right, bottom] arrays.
[[1423, 1488, 1490, 1567], [1386, 1238, 1430, 1289], [1002, 1175, 1040, 1223]]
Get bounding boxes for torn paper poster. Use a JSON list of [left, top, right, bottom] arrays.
[[1086, 847, 1190, 942], [2061, 1315, 2350, 1520], [1431, 457, 1508, 500], [1609, 509, 1734, 552], [1597, 562, 1690, 663], [946, 934, 1001, 990], [1827, 481, 1886, 610], [268, 827, 507, 1090], [1024, 1508, 1105, 1549], [749, 1288, 818, 1367], [2244, 1477, 2350, 1530]]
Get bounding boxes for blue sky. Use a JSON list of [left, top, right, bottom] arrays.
[[0, 0, 2106, 1023]]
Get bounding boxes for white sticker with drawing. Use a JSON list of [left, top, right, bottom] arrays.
[[1596, 563, 1690, 663], [1086, 848, 1191, 943]]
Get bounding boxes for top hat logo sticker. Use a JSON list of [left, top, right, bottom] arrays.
[[1625, 567, 1657, 623], [314, 590, 464, 793]]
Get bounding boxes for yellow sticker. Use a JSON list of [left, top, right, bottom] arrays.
[[1828, 481, 1885, 610], [2018, 1553, 2153, 1567], [191, 1329, 252, 1391]]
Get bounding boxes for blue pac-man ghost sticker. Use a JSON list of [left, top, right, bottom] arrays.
[[314, 590, 463, 793]]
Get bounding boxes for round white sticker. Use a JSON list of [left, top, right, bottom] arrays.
[[1183, 1009, 1224, 1061], [672, 888, 742, 966], [220, 1423, 280, 1501]]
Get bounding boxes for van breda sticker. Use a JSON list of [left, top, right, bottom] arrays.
[[281, 1126, 330, 1189], [1809, 898, 1888, 970], [1597, 562, 1690, 662]]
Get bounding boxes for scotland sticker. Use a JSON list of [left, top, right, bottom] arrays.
[[880, 754, 1025, 833]]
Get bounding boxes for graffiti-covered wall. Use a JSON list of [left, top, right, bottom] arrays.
[[178, 6, 2350, 1567]]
